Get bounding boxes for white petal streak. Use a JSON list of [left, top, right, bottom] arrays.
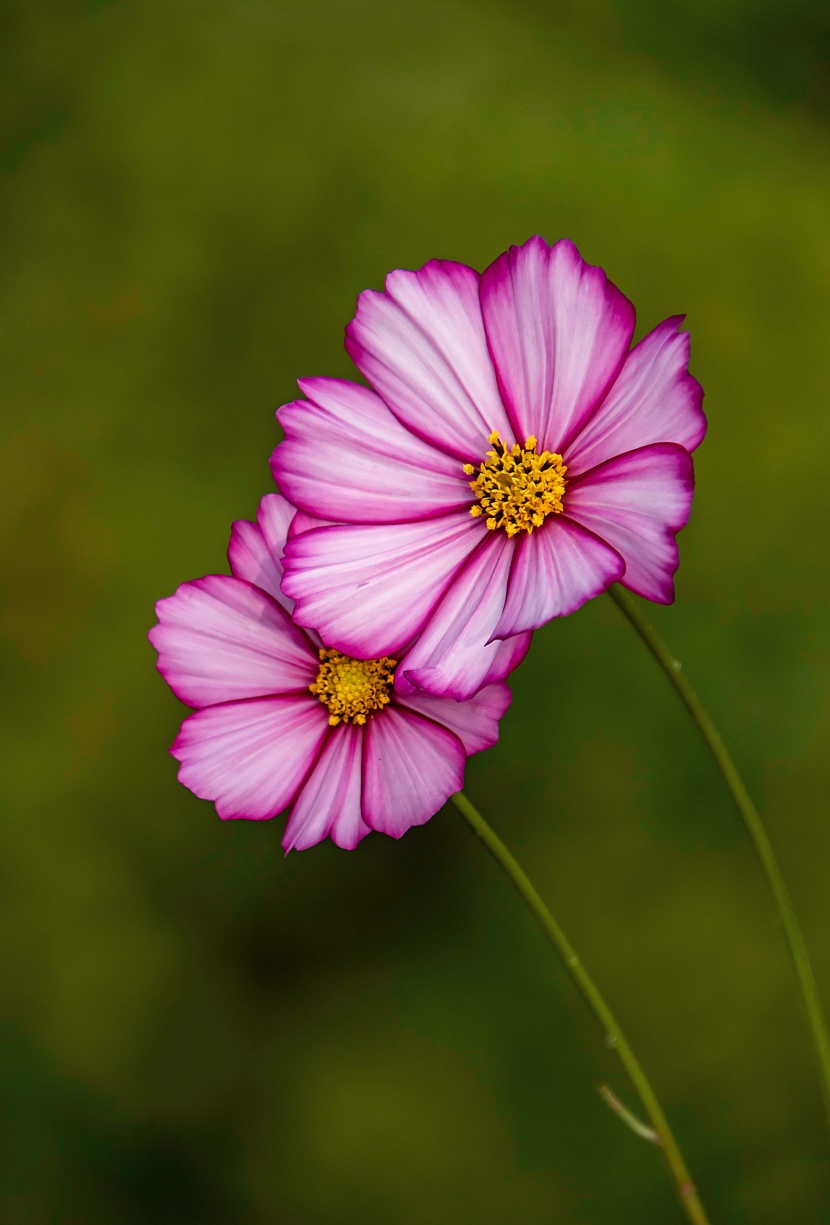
[[150, 575, 316, 708], [228, 493, 295, 611], [494, 516, 624, 637], [480, 236, 636, 453], [566, 443, 694, 604], [274, 378, 469, 522], [283, 722, 370, 851], [288, 510, 335, 538], [483, 631, 533, 687], [396, 681, 511, 755], [566, 316, 706, 475], [362, 706, 465, 838], [282, 513, 483, 658], [395, 532, 514, 701], [172, 696, 329, 820], [346, 260, 511, 460]]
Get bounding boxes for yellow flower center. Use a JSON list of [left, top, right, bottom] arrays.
[[309, 648, 397, 726], [464, 431, 568, 537]]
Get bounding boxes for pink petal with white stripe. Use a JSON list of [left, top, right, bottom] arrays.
[[398, 625, 531, 700], [393, 532, 514, 700], [273, 378, 469, 523], [566, 443, 694, 604], [282, 512, 483, 658], [287, 510, 335, 538], [494, 517, 625, 638], [345, 260, 512, 461], [480, 236, 636, 453], [283, 723, 370, 852], [483, 631, 533, 686], [150, 575, 316, 708], [228, 493, 295, 611], [566, 316, 706, 475], [362, 706, 465, 838], [172, 695, 329, 820], [396, 681, 511, 755]]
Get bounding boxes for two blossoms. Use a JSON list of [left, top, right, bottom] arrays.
[[150, 238, 830, 1222], [150, 234, 705, 853]]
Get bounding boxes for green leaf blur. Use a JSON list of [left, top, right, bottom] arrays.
[[2, 1, 829, 1221]]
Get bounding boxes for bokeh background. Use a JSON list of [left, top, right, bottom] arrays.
[[3, 1, 830, 1221]]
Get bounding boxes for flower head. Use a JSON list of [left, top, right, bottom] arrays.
[[273, 236, 705, 701], [149, 494, 515, 852]]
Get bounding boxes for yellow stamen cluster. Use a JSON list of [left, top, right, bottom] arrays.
[[464, 431, 568, 537], [309, 648, 397, 726]]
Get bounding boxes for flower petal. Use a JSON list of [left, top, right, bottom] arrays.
[[396, 681, 511, 755], [480, 236, 636, 452], [345, 260, 512, 461], [282, 722, 370, 852], [393, 532, 514, 700], [273, 378, 470, 523], [282, 512, 483, 658], [483, 631, 533, 687], [150, 575, 316, 708], [287, 510, 335, 538], [228, 493, 295, 611], [397, 627, 531, 700], [494, 517, 625, 638], [362, 706, 465, 838], [566, 443, 694, 603], [566, 316, 706, 475], [172, 696, 329, 820]]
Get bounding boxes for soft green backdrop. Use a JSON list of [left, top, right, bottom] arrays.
[[2, 1, 830, 1221]]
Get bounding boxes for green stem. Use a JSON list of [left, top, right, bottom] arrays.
[[451, 790, 711, 1225], [608, 583, 830, 1133]]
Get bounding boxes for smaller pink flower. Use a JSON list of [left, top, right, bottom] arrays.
[[149, 494, 514, 852]]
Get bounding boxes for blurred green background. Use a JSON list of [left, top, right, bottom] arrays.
[[3, 0, 830, 1221]]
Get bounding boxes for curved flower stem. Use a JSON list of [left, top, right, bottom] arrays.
[[608, 583, 830, 1132], [451, 790, 711, 1225]]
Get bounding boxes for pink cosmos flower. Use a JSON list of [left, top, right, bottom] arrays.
[[148, 494, 513, 852], [274, 236, 705, 701]]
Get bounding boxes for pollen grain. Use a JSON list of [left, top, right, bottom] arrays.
[[466, 431, 567, 537], [309, 648, 397, 726]]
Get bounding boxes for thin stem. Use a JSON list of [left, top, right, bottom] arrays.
[[451, 790, 711, 1225], [597, 1084, 660, 1144], [608, 583, 830, 1133]]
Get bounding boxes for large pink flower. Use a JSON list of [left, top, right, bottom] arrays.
[[149, 494, 513, 852], [274, 236, 705, 701]]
